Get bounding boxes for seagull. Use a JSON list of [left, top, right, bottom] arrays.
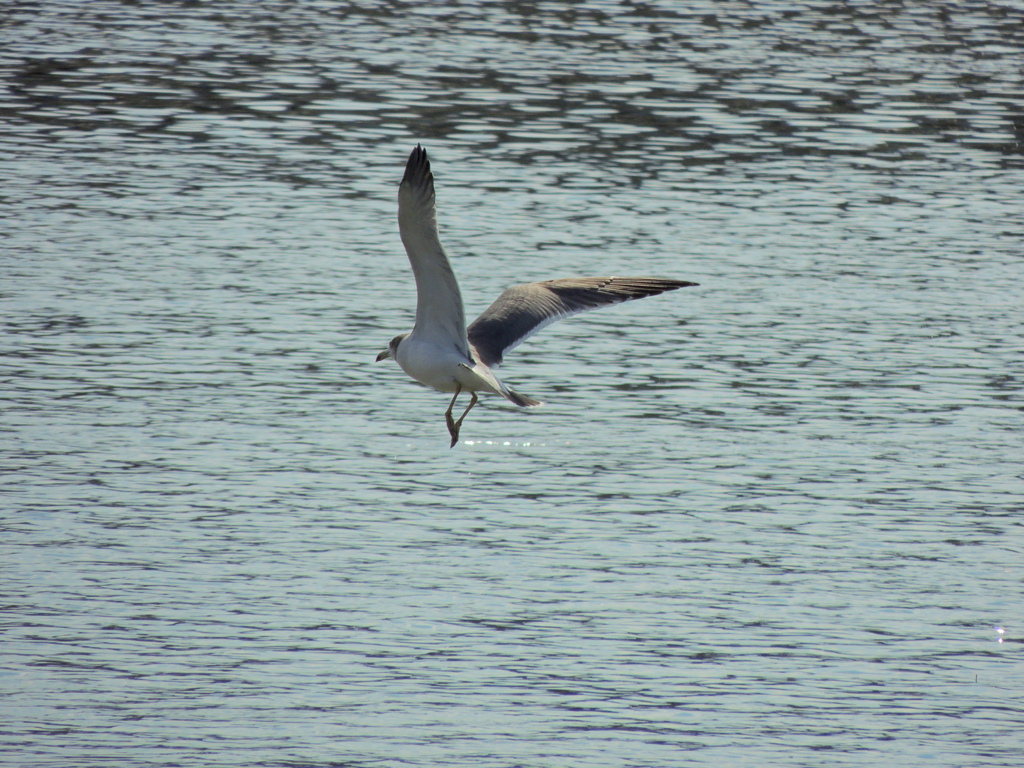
[[376, 145, 698, 447]]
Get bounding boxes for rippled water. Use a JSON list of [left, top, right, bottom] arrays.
[[3, 2, 1022, 766]]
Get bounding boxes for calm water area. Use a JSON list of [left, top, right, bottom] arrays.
[[2, 1, 1023, 766]]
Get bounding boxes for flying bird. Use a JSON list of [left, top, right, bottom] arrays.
[[376, 145, 698, 447]]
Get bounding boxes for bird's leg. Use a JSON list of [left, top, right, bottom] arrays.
[[452, 392, 479, 437], [445, 384, 462, 447]]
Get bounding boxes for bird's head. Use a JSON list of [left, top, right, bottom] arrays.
[[375, 333, 408, 362]]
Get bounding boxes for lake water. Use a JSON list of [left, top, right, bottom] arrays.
[[2, 2, 1022, 766]]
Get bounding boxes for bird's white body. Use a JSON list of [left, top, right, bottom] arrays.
[[393, 333, 501, 396]]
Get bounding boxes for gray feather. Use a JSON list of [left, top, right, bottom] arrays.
[[467, 276, 697, 367]]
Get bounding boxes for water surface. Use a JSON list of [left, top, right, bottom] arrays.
[[2, 2, 1022, 767]]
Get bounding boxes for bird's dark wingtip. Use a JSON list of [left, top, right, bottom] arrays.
[[402, 144, 431, 187]]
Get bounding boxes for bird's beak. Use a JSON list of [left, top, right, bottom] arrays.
[[375, 349, 391, 362]]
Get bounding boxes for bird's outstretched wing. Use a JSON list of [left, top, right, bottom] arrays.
[[467, 276, 697, 366], [398, 145, 470, 356]]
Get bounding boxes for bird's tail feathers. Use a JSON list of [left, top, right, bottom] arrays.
[[503, 387, 542, 408], [458, 361, 542, 408]]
